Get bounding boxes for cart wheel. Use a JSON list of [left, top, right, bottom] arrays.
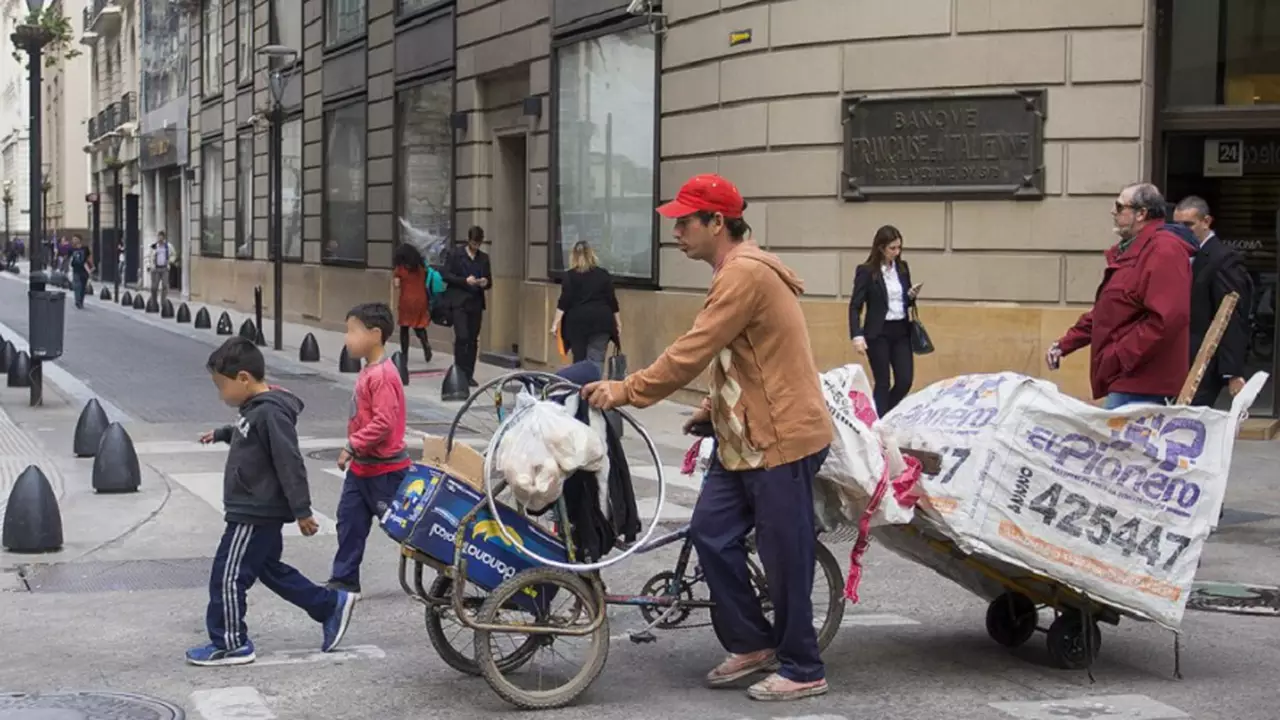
[[474, 568, 610, 710], [638, 571, 694, 629], [985, 592, 1038, 648], [747, 541, 845, 652], [1045, 612, 1102, 670], [424, 575, 539, 677]]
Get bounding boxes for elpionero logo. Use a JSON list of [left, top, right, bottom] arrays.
[[473, 519, 525, 549]]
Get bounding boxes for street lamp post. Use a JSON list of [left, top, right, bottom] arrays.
[[259, 44, 298, 352], [106, 131, 124, 298]]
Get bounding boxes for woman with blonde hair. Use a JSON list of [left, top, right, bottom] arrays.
[[551, 241, 620, 367]]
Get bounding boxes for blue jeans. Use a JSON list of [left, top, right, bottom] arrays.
[[1103, 392, 1168, 410], [71, 274, 86, 308], [329, 468, 407, 589], [206, 522, 335, 650], [690, 447, 830, 683]]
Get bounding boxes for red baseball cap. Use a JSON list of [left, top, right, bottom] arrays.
[[656, 174, 745, 219]]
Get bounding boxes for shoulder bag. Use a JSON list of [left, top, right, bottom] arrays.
[[909, 306, 935, 355]]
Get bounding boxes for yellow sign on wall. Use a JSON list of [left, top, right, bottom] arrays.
[[729, 29, 752, 47]]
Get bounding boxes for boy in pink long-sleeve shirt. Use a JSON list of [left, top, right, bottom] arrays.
[[327, 302, 411, 597]]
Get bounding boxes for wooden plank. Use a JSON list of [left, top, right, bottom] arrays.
[[1177, 291, 1239, 406]]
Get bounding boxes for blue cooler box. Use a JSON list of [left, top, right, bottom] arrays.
[[381, 463, 568, 613]]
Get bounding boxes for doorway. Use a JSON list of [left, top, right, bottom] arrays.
[[165, 171, 183, 291], [486, 131, 528, 360], [1164, 133, 1280, 414]]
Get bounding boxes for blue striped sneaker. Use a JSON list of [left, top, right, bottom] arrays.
[[185, 641, 256, 667], [322, 590, 356, 652]]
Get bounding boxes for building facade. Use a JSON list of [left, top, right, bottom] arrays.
[[0, 0, 35, 242], [80, 0, 143, 285], [185, 0, 1280, 412], [42, 0, 94, 242]]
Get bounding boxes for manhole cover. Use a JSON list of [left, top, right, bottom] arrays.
[[0, 691, 184, 719], [1187, 581, 1280, 616], [20, 558, 212, 594]]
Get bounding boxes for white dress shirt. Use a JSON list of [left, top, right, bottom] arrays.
[[883, 262, 907, 321]]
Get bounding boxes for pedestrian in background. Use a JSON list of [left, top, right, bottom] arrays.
[[1173, 196, 1252, 406], [68, 234, 92, 309], [1047, 183, 1193, 409], [582, 174, 833, 702], [189, 337, 356, 667], [327, 303, 411, 598], [148, 230, 173, 304], [848, 225, 921, 416], [440, 226, 491, 387], [391, 242, 433, 364], [551, 241, 620, 371]]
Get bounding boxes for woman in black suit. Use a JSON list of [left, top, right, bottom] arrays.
[[849, 225, 921, 416]]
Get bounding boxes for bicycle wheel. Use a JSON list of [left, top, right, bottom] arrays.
[[746, 540, 845, 652], [423, 575, 538, 676], [474, 567, 610, 710]]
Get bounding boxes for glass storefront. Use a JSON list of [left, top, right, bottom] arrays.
[[1167, 0, 1280, 107]]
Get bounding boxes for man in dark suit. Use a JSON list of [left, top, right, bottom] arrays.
[[1173, 196, 1251, 406], [440, 225, 491, 387]]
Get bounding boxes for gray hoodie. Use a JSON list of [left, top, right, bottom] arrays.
[[212, 389, 313, 525]]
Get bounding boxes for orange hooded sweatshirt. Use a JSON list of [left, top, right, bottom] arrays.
[[622, 243, 832, 471]]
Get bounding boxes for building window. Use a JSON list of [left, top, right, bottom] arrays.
[[553, 26, 657, 281], [1167, 0, 1280, 107], [236, 134, 253, 258], [202, 0, 223, 96], [282, 116, 303, 259], [274, 0, 303, 54], [323, 103, 367, 264], [238, 0, 253, 85], [201, 141, 224, 256], [326, 0, 366, 46], [396, 79, 452, 255], [399, 0, 445, 15]]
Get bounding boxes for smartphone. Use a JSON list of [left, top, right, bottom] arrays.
[[687, 420, 715, 438], [911, 282, 924, 293]]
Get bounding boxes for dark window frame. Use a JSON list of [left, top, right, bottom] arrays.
[[393, 70, 456, 253], [324, 0, 368, 51], [199, 138, 226, 258], [547, 17, 662, 289], [321, 98, 370, 268]]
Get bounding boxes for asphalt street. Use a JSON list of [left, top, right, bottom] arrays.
[[0, 280, 1279, 720]]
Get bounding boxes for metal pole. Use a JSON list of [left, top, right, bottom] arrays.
[[271, 104, 284, 351], [113, 166, 121, 297], [26, 38, 44, 407]]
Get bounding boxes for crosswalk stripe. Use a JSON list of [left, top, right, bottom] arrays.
[[190, 687, 276, 720], [253, 644, 386, 667], [990, 694, 1189, 719], [634, 497, 694, 522], [169, 472, 336, 536], [630, 464, 703, 492], [840, 613, 920, 627]]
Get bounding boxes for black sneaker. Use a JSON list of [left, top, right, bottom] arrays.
[[468, 378, 478, 387], [325, 580, 361, 599]]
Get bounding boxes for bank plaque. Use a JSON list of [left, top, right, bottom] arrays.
[[841, 90, 1046, 201]]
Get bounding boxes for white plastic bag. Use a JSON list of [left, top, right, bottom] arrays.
[[491, 392, 607, 512]]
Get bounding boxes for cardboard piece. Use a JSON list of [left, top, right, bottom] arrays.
[[421, 435, 485, 491]]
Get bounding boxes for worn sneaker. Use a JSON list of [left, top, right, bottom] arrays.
[[322, 590, 357, 653], [325, 580, 361, 599], [185, 641, 256, 667]]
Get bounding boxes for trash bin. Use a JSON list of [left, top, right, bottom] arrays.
[[28, 289, 65, 361]]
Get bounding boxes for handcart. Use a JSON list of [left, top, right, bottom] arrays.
[[388, 372, 846, 710]]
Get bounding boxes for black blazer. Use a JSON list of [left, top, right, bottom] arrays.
[[848, 260, 915, 340], [557, 267, 621, 346], [440, 246, 492, 312], [1190, 235, 1250, 379]]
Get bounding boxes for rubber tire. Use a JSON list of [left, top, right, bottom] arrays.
[[424, 575, 538, 677], [1045, 612, 1102, 670], [985, 592, 1038, 648], [473, 568, 610, 710], [747, 541, 845, 653]]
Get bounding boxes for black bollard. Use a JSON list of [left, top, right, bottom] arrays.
[[254, 327, 266, 347], [99, 286, 111, 301], [299, 333, 320, 362], [160, 298, 175, 318], [6, 350, 30, 388], [92, 423, 141, 493], [176, 303, 191, 323], [73, 398, 110, 457], [391, 350, 410, 386], [0, 340, 14, 373], [132, 293, 145, 310], [195, 306, 211, 328], [145, 296, 159, 313], [238, 319, 257, 342], [120, 290, 132, 306], [1, 465, 63, 553], [441, 365, 469, 401], [216, 312, 233, 335], [85, 282, 93, 296], [338, 346, 361, 373]]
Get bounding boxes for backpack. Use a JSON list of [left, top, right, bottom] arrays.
[[426, 265, 453, 327]]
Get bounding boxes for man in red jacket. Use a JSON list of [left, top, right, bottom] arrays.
[[1046, 183, 1195, 409]]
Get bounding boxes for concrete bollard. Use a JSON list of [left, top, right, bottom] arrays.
[[338, 346, 361, 373], [6, 350, 30, 388], [160, 298, 175, 319], [1, 465, 63, 553], [441, 365, 469, 402], [193, 306, 210, 328], [73, 398, 111, 458], [145, 296, 159, 313], [92, 423, 141, 494], [238, 319, 257, 342], [0, 340, 14, 374], [99, 286, 112, 301], [132, 293, 145, 310], [299, 333, 320, 362], [176, 303, 191, 323], [216, 312, 233, 336], [120, 290, 132, 306]]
